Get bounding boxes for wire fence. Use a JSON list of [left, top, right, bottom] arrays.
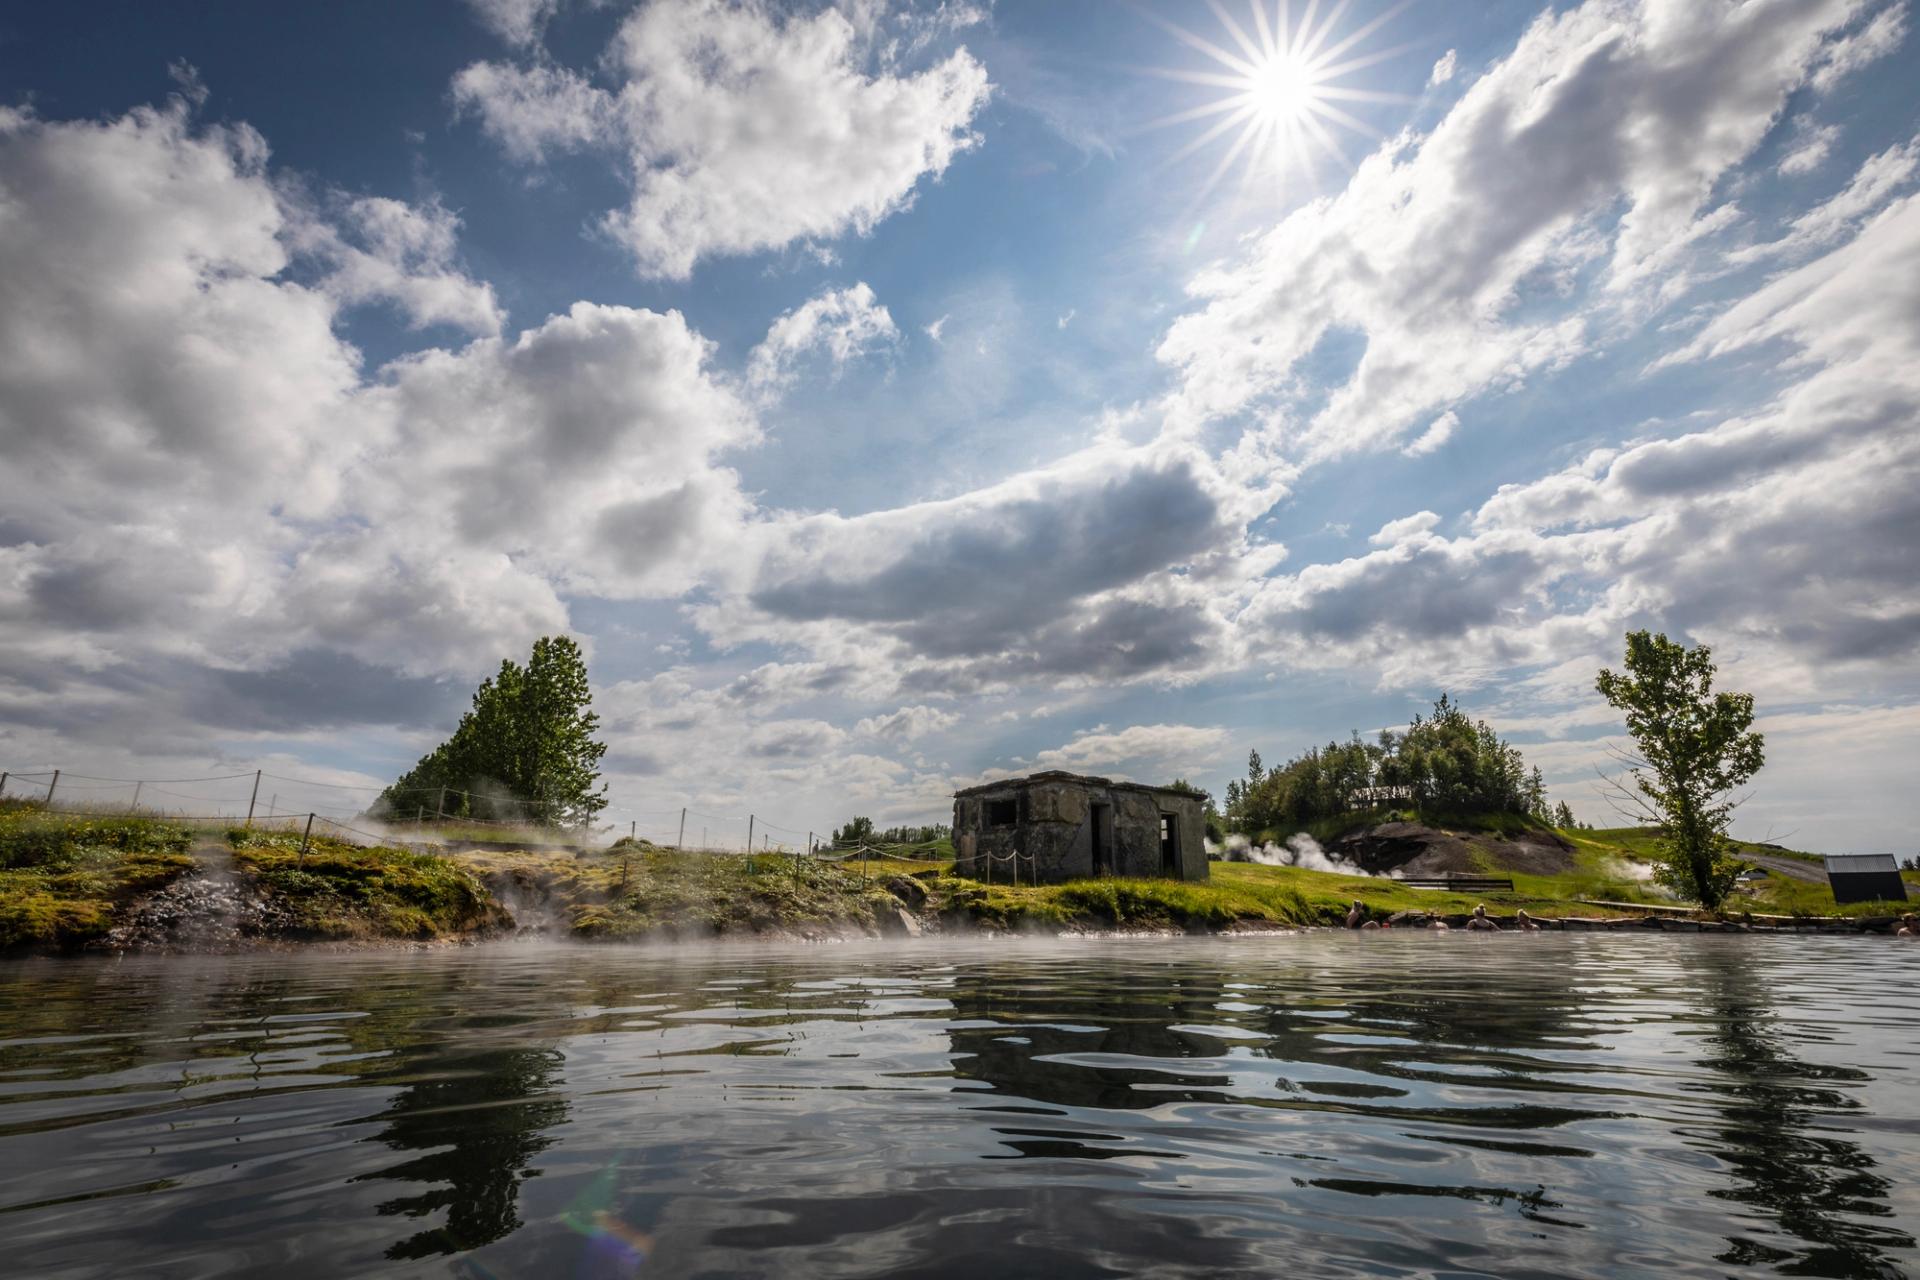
[[0, 761, 954, 864]]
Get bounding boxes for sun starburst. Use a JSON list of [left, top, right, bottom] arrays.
[[1143, 0, 1414, 206]]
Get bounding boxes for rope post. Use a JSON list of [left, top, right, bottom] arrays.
[[746, 814, 755, 858], [244, 770, 261, 827], [677, 808, 687, 851], [0, 771, 8, 799], [299, 813, 314, 865], [45, 769, 60, 807], [436, 786, 447, 821]]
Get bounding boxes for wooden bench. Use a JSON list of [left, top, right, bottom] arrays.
[[1397, 875, 1515, 892]]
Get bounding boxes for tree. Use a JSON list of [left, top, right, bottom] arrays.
[[378, 636, 608, 828], [1552, 800, 1576, 829], [1595, 630, 1765, 909], [833, 816, 876, 846]]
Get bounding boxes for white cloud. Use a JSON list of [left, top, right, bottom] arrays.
[[1809, 1, 1909, 92], [1729, 134, 1920, 263], [856, 705, 960, 740], [295, 194, 503, 335], [1057, 308, 1075, 329], [450, 61, 614, 164], [454, 0, 992, 278], [1158, 0, 1873, 466], [1031, 723, 1231, 778], [924, 314, 949, 341], [1778, 122, 1840, 175], [464, 0, 561, 47], [1402, 410, 1457, 457], [1428, 49, 1458, 86], [1369, 511, 1441, 546], [747, 282, 898, 391]]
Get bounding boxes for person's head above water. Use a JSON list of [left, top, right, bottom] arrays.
[[1472, 903, 1488, 917]]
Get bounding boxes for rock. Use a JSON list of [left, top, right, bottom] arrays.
[[882, 875, 928, 907]]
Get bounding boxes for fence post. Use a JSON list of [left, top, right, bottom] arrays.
[[129, 780, 141, 811], [300, 813, 315, 865], [45, 769, 60, 807], [677, 808, 687, 851], [0, 771, 8, 798], [437, 786, 447, 821], [746, 814, 755, 858], [245, 770, 261, 827]]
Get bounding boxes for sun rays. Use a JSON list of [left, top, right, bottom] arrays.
[[1143, 0, 1415, 206]]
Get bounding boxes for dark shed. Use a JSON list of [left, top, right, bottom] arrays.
[[952, 771, 1207, 885], [1823, 854, 1909, 905]]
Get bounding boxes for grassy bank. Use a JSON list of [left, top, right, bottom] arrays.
[[0, 802, 194, 948], [5, 799, 1904, 951], [228, 829, 507, 939]]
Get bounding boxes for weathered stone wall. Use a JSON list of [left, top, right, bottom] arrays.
[[953, 779, 1207, 884]]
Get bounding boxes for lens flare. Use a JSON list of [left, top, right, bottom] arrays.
[[1143, 0, 1415, 205]]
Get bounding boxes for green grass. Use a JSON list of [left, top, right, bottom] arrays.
[[228, 829, 508, 939], [1566, 826, 1915, 915], [0, 803, 194, 949], [462, 848, 915, 939], [935, 860, 1640, 931]]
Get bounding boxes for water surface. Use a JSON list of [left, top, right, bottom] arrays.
[[2, 935, 1916, 1278]]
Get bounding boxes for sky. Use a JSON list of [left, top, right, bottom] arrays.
[[0, 0, 1916, 854]]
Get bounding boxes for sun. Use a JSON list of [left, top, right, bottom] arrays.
[[1144, 1, 1412, 204], [1247, 50, 1320, 125]]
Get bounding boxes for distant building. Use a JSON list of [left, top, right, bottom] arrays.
[[1823, 854, 1909, 905], [951, 771, 1207, 884]]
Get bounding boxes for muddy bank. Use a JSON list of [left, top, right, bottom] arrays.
[[1329, 821, 1580, 877]]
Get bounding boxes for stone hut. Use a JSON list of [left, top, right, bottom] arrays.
[[951, 771, 1208, 885]]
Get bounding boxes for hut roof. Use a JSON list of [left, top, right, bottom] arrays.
[[953, 770, 1206, 801], [1823, 853, 1900, 875]]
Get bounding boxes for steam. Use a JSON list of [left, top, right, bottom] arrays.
[[1207, 832, 1377, 877]]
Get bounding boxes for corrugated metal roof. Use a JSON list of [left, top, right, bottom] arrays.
[[1823, 854, 1900, 874]]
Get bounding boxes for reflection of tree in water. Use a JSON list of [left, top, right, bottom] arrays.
[[355, 1046, 568, 1260], [1682, 949, 1913, 1277]]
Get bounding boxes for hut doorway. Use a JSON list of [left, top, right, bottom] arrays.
[[1090, 802, 1113, 876], [1159, 813, 1179, 879]]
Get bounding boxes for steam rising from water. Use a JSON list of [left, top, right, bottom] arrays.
[[1207, 833, 1377, 877]]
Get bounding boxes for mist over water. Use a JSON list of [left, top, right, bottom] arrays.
[[3, 937, 1916, 1278]]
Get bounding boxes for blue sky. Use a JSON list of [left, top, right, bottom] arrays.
[[1, 0, 1917, 853]]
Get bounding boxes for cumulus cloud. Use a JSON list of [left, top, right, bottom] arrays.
[[1158, 0, 1875, 466], [0, 94, 760, 695], [464, 0, 561, 47], [1247, 187, 1920, 694], [294, 193, 503, 335], [747, 282, 898, 391], [453, 0, 992, 278], [1031, 723, 1230, 777], [1428, 49, 1458, 86], [856, 704, 960, 740], [717, 443, 1260, 692]]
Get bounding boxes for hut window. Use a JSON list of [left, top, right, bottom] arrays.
[[986, 799, 1018, 827]]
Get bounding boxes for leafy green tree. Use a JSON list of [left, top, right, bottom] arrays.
[[1596, 630, 1765, 909], [379, 636, 608, 828], [833, 816, 876, 845], [1552, 800, 1576, 829]]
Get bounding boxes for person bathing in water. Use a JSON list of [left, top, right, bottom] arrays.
[[1464, 904, 1499, 932], [1897, 913, 1918, 938], [1345, 900, 1384, 930], [1513, 908, 1541, 932]]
